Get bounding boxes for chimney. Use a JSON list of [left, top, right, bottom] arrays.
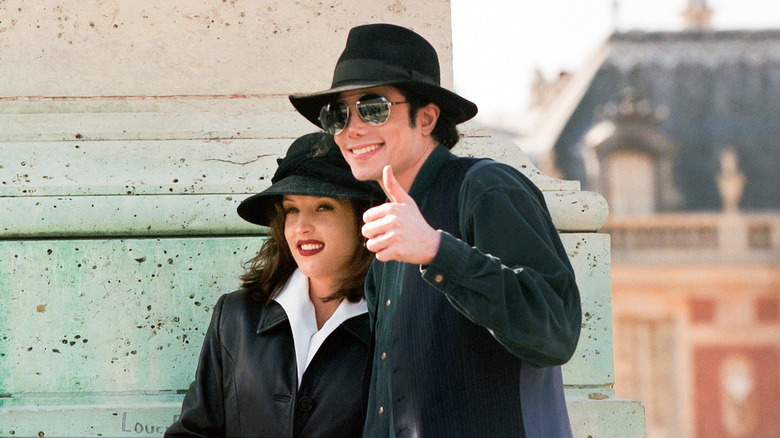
[[681, 0, 713, 31]]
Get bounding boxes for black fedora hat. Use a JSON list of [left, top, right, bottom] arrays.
[[237, 132, 384, 226], [289, 23, 477, 128]]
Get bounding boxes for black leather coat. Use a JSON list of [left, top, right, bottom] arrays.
[[165, 289, 369, 438]]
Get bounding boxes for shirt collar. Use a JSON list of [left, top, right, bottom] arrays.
[[407, 145, 454, 207], [272, 269, 314, 334], [272, 268, 368, 386]]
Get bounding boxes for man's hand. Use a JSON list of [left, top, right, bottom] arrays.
[[362, 165, 441, 264]]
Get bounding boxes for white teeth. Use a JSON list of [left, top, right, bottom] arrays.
[[301, 243, 323, 251], [352, 144, 380, 156]]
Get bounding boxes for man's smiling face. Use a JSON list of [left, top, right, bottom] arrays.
[[333, 85, 437, 191]]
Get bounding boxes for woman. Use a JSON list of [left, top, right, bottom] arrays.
[[166, 132, 384, 437]]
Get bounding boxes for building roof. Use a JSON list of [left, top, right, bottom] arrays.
[[553, 30, 780, 211]]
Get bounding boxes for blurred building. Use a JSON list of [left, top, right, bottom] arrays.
[[534, 13, 780, 438]]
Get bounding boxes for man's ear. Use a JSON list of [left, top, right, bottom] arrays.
[[416, 103, 440, 136]]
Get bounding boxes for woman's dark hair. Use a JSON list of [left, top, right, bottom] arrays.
[[397, 87, 461, 149], [239, 197, 374, 305]]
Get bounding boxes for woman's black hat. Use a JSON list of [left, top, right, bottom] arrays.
[[237, 132, 384, 226], [289, 23, 477, 128]]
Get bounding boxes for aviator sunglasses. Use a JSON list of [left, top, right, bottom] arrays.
[[318, 94, 408, 135]]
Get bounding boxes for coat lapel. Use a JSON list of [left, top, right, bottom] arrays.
[[256, 301, 288, 335]]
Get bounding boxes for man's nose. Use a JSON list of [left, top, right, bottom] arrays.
[[344, 103, 367, 135]]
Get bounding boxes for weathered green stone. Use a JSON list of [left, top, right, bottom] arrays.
[[0, 237, 262, 395]]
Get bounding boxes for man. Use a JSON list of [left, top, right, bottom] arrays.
[[289, 23, 581, 437]]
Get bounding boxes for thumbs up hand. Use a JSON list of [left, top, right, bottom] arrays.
[[361, 165, 441, 264]]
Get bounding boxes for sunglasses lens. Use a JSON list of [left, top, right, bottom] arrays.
[[356, 95, 391, 126], [319, 102, 349, 134]]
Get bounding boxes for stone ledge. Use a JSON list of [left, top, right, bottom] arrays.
[[0, 194, 264, 239], [0, 104, 308, 142], [458, 135, 581, 192], [547, 190, 609, 232], [0, 394, 645, 437], [0, 395, 183, 438], [0, 191, 607, 238], [567, 396, 646, 437], [1, 107, 607, 233]]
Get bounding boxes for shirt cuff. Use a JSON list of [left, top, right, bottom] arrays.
[[420, 230, 471, 289]]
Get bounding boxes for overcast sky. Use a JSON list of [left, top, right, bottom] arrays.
[[451, 0, 780, 123]]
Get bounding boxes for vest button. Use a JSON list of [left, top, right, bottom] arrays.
[[379, 406, 384, 415], [381, 352, 387, 361], [299, 396, 313, 412], [434, 274, 444, 283], [386, 299, 392, 307]]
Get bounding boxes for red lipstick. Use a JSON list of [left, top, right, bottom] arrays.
[[297, 240, 325, 256]]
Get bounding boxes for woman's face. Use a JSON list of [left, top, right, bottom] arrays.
[[282, 195, 363, 287]]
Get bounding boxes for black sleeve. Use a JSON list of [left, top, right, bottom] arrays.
[[422, 162, 582, 367]]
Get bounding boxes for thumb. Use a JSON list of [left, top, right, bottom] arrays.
[[381, 165, 411, 204]]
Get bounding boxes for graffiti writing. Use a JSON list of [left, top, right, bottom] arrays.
[[120, 412, 181, 435]]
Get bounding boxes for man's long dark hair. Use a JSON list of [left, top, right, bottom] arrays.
[[397, 87, 461, 149], [240, 197, 375, 305]]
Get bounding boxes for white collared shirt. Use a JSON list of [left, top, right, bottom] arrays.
[[273, 269, 368, 387]]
